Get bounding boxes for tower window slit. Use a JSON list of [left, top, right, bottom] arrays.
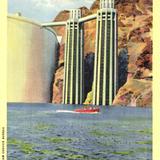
[[112, 20, 115, 99], [99, 20, 105, 99], [105, 20, 111, 102]]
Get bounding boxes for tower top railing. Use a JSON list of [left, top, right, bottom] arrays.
[[100, 0, 114, 9], [69, 9, 81, 20]]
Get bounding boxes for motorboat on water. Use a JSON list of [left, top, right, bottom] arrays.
[[74, 106, 100, 114]]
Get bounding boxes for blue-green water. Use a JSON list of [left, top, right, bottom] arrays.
[[8, 103, 152, 160]]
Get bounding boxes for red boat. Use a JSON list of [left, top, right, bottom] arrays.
[[74, 106, 100, 114]]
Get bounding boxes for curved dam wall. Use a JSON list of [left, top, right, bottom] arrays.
[[7, 15, 58, 103]]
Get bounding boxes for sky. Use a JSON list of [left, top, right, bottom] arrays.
[[8, 0, 94, 22]]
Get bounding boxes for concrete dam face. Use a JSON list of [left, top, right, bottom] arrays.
[[7, 15, 58, 103]]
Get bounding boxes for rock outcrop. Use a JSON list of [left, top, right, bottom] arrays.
[[52, 0, 152, 107], [113, 79, 152, 107]]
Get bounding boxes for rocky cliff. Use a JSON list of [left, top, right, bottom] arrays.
[[52, 0, 152, 107]]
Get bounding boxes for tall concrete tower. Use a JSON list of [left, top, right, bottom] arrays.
[[63, 9, 84, 104], [93, 0, 117, 105]]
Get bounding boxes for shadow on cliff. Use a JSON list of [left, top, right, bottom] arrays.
[[84, 52, 95, 100], [50, 43, 60, 103], [118, 48, 129, 89]]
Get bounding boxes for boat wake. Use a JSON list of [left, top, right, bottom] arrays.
[[55, 110, 77, 113], [55, 110, 100, 114]]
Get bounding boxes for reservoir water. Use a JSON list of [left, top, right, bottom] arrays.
[[8, 103, 152, 160]]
